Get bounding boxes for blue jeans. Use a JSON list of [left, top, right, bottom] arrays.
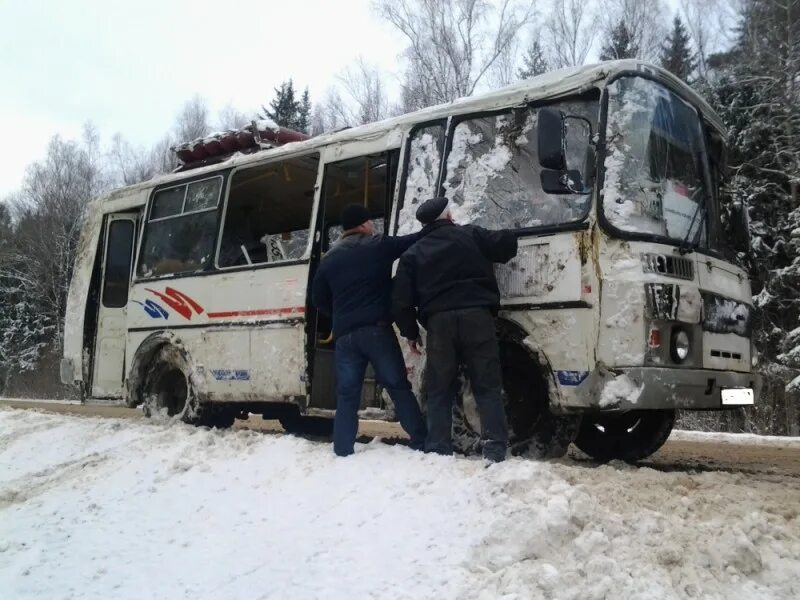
[[334, 324, 427, 456]]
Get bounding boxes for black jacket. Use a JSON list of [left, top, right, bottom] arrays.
[[392, 220, 518, 340], [312, 233, 418, 337]]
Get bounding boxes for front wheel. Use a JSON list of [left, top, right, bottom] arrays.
[[453, 344, 581, 459], [574, 409, 675, 463]]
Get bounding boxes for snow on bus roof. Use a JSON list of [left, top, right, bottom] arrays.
[[99, 60, 724, 204]]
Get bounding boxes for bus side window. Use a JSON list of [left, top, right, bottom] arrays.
[[137, 176, 223, 278], [218, 154, 320, 268], [102, 219, 135, 307]]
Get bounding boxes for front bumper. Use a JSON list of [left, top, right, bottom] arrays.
[[560, 367, 763, 411]]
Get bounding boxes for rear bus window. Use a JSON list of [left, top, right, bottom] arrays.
[[137, 176, 222, 278]]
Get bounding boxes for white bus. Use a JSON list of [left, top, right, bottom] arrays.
[[62, 60, 761, 461]]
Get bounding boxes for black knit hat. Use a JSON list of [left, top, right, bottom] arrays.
[[340, 203, 371, 231], [416, 197, 449, 225]]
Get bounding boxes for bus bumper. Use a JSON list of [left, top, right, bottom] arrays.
[[564, 367, 763, 411]]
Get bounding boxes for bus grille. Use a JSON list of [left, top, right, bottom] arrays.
[[641, 253, 694, 280]]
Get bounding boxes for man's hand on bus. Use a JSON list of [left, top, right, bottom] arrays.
[[409, 338, 424, 355]]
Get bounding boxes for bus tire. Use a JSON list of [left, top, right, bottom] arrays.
[[574, 409, 675, 463], [452, 343, 581, 459], [277, 407, 335, 438], [141, 345, 233, 429]]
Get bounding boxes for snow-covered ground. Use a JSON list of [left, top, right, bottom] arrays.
[[1, 408, 798, 600]]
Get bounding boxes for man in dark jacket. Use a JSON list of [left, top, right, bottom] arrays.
[[392, 197, 518, 462], [312, 203, 427, 457]]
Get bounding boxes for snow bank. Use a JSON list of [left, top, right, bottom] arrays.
[[1, 408, 799, 600], [670, 429, 800, 448]]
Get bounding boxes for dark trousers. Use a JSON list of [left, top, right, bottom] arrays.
[[425, 307, 509, 461], [334, 324, 427, 456]]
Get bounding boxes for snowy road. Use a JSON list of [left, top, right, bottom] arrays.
[[1, 407, 799, 600]]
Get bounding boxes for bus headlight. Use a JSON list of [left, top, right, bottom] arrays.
[[671, 329, 691, 363]]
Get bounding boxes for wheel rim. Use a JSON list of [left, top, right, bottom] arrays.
[[153, 367, 188, 416], [590, 412, 644, 436]]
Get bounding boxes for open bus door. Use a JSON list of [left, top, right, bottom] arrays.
[[306, 150, 398, 411], [90, 213, 137, 398]]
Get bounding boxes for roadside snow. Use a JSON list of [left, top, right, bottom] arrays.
[[1, 408, 799, 600], [670, 429, 800, 448]]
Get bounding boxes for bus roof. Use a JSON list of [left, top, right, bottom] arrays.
[[101, 60, 725, 204]]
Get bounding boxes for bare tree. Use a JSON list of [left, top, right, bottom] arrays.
[[543, 0, 597, 68], [1, 126, 110, 350], [600, 0, 667, 62], [375, 0, 536, 110], [680, 0, 738, 79], [173, 94, 211, 143], [338, 58, 391, 125], [216, 103, 252, 130]]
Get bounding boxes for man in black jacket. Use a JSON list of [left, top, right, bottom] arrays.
[[312, 203, 427, 457], [392, 197, 518, 462]]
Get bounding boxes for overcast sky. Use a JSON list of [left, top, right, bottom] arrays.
[[0, 0, 692, 199], [0, 0, 410, 197]]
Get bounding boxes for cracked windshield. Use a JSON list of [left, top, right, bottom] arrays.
[[604, 76, 708, 246]]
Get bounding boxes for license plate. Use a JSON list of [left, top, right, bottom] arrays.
[[721, 388, 754, 405]]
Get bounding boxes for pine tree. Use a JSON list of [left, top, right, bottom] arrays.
[[262, 79, 299, 128], [599, 21, 640, 60], [660, 15, 696, 81], [517, 39, 549, 79], [297, 87, 312, 134]]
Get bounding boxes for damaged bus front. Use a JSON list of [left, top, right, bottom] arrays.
[[395, 64, 760, 461]]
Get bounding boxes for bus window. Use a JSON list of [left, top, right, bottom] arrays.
[[397, 124, 445, 235], [217, 154, 319, 268], [322, 152, 396, 248], [137, 176, 223, 278], [440, 99, 596, 231], [102, 219, 135, 308]]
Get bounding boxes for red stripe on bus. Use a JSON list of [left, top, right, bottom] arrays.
[[206, 306, 306, 319]]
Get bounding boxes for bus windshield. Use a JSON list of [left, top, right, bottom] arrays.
[[603, 76, 709, 247], [397, 97, 598, 234]]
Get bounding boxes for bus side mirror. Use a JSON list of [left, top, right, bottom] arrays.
[[538, 107, 567, 170]]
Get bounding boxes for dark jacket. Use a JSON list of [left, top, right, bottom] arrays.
[[392, 220, 517, 340], [312, 233, 419, 337]]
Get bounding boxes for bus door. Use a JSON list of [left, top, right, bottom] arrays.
[[307, 150, 398, 409], [91, 213, 137, 398]]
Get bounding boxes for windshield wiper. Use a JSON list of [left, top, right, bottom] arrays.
[[678, 198, 706, 255]]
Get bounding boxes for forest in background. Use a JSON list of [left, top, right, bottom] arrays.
[[1, 0, 797, 435]]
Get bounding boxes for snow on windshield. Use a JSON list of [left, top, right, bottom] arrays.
[[604, 77, 708, 245], [397, 100, 597, 233], [441, 102, 595, 230]]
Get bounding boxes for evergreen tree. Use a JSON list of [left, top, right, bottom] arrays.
[[702, 0, 800, 433], [262, 79, 299, 128], [297, 87, 312, 134], [599, 21, 640, 60], [517, 39, 549, 79], [660, 15, 696, 81]]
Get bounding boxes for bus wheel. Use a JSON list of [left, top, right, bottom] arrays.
[[453, 344, 581, 459], [277, 407, 334, 438], [141, 345, 233, 429], [574, 409, 675, 463]]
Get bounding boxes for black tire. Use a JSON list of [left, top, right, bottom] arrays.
[[453, 344, 581, 459], [141, 345, 234, 429], [278, 413, 335, 437], [574, 409, 675, 463]]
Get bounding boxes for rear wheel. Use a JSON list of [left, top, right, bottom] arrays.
[[574, 409, 675, 463], [453, 344, 580, 459]]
